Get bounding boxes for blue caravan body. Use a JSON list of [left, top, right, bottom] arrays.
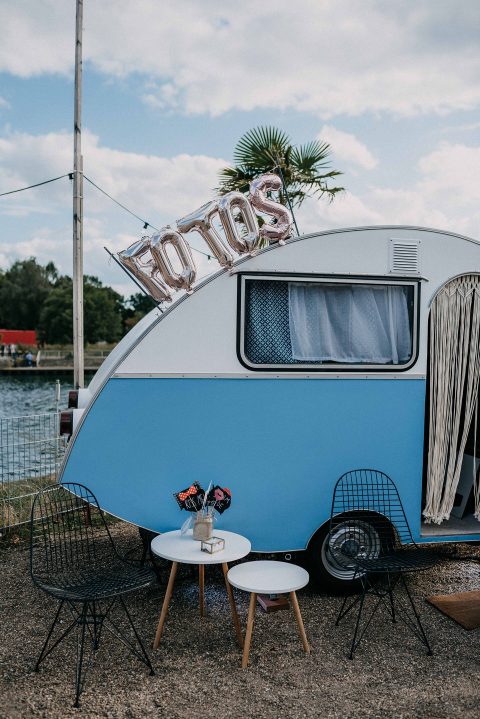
[[61, 226, 480, 589]]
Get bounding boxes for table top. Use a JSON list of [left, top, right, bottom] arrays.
[[227, 560, 309, 594], [151, 529, 251, 565]]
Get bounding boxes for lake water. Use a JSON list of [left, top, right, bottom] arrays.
[[0, 374, 92, 418], [0, 374, 95, 493]]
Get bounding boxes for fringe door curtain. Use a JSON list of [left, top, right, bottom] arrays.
[[424, 275, 480, 524]]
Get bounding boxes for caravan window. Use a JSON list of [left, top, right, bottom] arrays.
[[239, 276, 418, 371]]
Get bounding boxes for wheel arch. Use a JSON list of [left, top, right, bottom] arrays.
[[306, 509, 397, 551], [306, 510, 398, 594]]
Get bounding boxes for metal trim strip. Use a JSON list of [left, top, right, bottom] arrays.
[[111, 372, 427, 380]]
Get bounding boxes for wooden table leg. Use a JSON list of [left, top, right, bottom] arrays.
[[290, 591, 310, 654], [242, 592, 256, 668], [199, 564, 205, 617], [222, 563, 244, 648], [153, 561, 178, 649]]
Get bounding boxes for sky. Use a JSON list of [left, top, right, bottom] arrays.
[[1, 0, 480, 297]]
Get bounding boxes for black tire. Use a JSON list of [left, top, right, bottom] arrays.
[[307, 513, 395, 595]]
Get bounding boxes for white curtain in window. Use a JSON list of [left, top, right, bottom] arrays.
[[288, 282, 412, 363]]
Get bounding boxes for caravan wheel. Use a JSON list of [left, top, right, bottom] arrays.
[[307, 515, 388, 594]]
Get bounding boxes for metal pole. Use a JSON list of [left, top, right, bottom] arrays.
[[275, 162, 300, 237], [103, 247, 163, 313], [73, 0, 84, 389], [55, 379, 61, 414]]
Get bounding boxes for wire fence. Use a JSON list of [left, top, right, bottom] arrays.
[[36, 348, 110, 367], [0, 413, 68, 531]]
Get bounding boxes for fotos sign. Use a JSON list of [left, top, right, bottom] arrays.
[[117, 173, 293, 303]]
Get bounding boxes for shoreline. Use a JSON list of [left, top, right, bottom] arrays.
[[0, 367, 97, 375]]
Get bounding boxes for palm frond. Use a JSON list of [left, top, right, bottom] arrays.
[[217, 125, 344, 208], [217, 165, 258, 195], [290, 141, 332, 171], [234, 126, 291, 169]]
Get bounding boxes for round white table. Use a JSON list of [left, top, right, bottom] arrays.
[[227, 560, 310, 667], [151, 529, 251, 650]]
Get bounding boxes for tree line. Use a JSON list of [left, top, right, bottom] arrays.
[[0, 258, 155, 345]]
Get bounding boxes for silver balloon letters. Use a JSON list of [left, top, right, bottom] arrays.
[[117, 173, 293, 302], [118, 237, 172, 303], [249, 173, 293, 245], [218, 191, 261, 254], [150, 228, 196, 293], [177, 200, 234, 268]]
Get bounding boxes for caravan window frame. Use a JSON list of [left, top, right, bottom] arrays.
[[237, 272, 420, 372]]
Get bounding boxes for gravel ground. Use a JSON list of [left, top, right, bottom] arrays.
[[0, 523, 479, 719]]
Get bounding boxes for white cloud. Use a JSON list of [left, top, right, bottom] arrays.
[[319, 126, 378, 170], [0, 129, 227, 220], [1, 1, 480, 118], [0, 129, 227, 291], [367, 187, 450, 230], [298, 191, 381, 234], [0, 1, 72, 77], [441, 121, 480, 134], [0, 96, 10, 110], [298, 139, 480, 240], [417, 142, 480, 204]]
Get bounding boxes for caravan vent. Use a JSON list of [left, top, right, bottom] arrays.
[[389, 239, 421, 275]]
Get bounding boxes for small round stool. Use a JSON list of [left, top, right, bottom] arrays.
[[227, 560, 310, 668]]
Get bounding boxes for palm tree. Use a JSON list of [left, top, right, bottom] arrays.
[[217, 126, 344, 208]]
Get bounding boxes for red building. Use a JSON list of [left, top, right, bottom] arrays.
[[0, 329, 37, 346]]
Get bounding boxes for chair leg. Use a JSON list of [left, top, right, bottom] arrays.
[[349, 577, 368, 660], [335, 569, 361, 626], [34, 600, 79, 672], [118, 597, 155, 675], [34, 600, 64, 671], [91, 600, 101, 650], [99, 597, 155, 675], [336, 592, 350, 626], [74, 603, 89, 708], [386, 573, 396, 623], [290, 592, 310, 654], [242, 592, 257, 669], [399, 574, 433, 655]]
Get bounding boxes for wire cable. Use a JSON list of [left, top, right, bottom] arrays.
[[84, 174, 213, 259], [0, 170, 213, 260], [83, 174, 157, 231], [0, 174, 71, 197]]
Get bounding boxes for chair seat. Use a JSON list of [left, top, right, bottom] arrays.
[[228, 560, 309, 594], [36, 563, 156, 602], [354, 548, 438, 573]]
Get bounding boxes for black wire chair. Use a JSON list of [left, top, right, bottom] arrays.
[[30, 483, 156, 707], [327, 469, 438, 659]]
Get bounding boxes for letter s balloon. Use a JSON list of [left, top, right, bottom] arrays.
[[249, 173, 293, 245]]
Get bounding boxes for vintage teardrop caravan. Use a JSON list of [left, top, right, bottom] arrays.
[[60, 222, 480, 592]]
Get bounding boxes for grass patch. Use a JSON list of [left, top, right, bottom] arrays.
[[0, 477, 120, 548]]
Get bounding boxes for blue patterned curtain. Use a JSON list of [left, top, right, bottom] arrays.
[[244, 280, 297, 364]]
